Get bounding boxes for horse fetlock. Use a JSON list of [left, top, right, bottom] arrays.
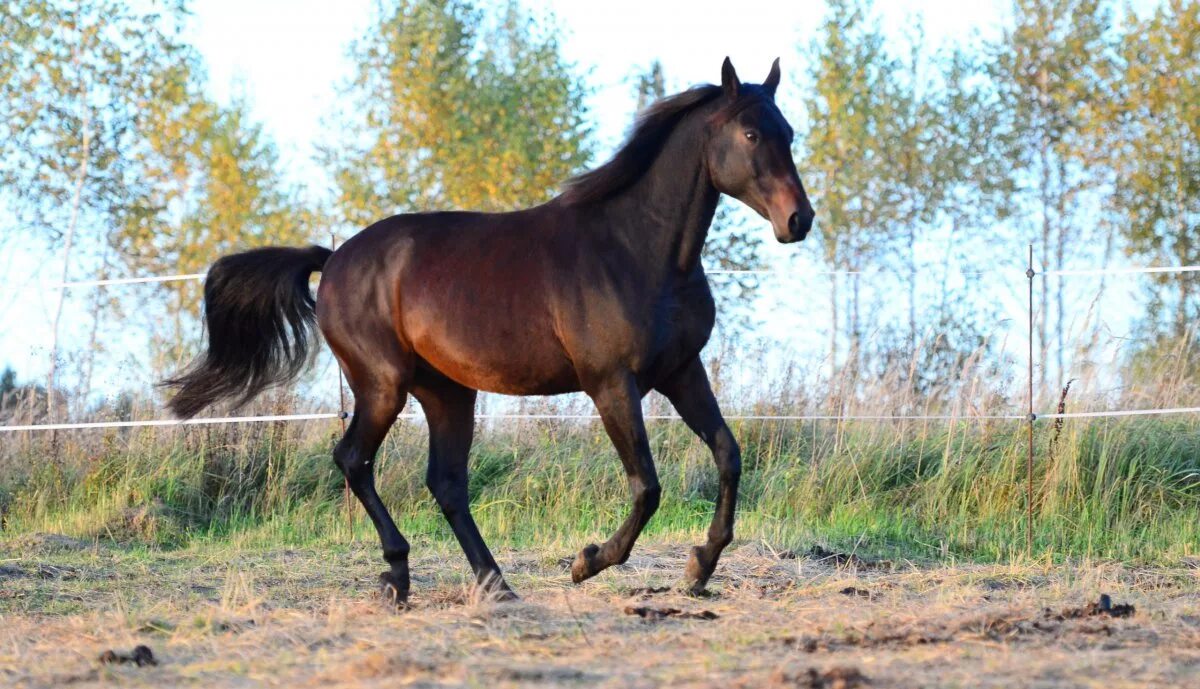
[[383, 542, 410, 564]]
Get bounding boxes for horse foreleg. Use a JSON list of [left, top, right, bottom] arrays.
[[571, 371, 660, 583], [656, 356, 740, 594]]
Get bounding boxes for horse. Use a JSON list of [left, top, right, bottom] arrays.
[[164, 57, 814, 604]]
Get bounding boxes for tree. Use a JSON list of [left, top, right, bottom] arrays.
[[801, 0, 912, 375], [1107, 0, 1200, 338], [0, 0, 193, 417], [323, 0, 592, 227], [885, 23, 993, 351], [0, 366, 54, 421], [985, 0, 1116, 392], [114, 94, 316, 368], [2, 1, 311, 396], [633, 60, 665, 114]]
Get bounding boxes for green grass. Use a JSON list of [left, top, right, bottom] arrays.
[[2, 414, 1198, 563]]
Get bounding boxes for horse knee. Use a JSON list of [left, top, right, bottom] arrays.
[[711, 526, 734, 550]]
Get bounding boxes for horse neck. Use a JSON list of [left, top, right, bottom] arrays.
[[602, 111, 720, 278]]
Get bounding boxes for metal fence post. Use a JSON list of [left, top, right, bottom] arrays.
[[1026, 244, 1036, 556], [331, 232, 353, 540]]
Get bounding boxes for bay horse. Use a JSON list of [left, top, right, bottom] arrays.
[[165, 58, 814, 604]]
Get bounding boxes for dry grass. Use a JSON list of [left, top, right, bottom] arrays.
[[2, 534, 1198, 688]]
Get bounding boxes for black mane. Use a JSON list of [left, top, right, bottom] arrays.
[[561, 85, 723, 206]]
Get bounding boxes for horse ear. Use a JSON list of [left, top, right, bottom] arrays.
[[721, 56, 740, 100], [763, 58, 781, 98]]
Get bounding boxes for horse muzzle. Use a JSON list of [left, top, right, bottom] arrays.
[[772, 206, 814, 244]]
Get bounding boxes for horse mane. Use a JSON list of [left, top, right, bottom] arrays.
[[560, 84, 724, 206]]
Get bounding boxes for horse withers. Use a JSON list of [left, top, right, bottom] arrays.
[[164, 57, 814, 605]]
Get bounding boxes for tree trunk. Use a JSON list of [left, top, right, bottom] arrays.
[[1038, 146, 1051, 398], [851, 264, 862, 376], [908, 223, 917, 351], [1174, 160, 1192, 337], [80, 245, 110, 408], [1055, 183, 1067, 391], [829, 271, 839, 381], [47, 111, 92, 421]]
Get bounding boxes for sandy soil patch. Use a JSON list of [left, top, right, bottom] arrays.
[[2, 537, 1198, 687]]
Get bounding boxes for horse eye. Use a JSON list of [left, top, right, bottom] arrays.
[[744, 130, 759, 143]]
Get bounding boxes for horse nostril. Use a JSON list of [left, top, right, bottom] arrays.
[[787, 212, 807, 239]]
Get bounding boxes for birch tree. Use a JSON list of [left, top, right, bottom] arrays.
[[986, 0, 1115, 391], [1108, 0, 1199, 337], [0, 0, 191, 417], [801, 0, 910, 374]]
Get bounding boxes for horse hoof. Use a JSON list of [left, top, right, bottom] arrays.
[[477, 574, 520, 603], [570, 543, 602, 584], [489, 586, 521, 603], [379, 571, 410, 609], [683, 545, 714, 592]]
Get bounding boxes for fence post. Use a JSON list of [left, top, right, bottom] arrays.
[[331, 232, 353, 540], [1026, 244, 1036, 556]]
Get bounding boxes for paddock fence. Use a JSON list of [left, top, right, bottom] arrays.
[[4, 246, 1200, 550], [4, 250, 1200, 431]]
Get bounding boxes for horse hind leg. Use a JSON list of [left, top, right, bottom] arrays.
[[412, 375, 516, 601], [333, 379, 411, 606]]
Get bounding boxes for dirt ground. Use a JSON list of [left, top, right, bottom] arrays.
[[1, 534, 1199, 688]]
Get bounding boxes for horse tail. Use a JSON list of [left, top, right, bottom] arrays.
[[163, 245, 332, 419]]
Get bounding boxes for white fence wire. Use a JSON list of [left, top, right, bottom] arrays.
[[5, 258, 1200, 433], [34, 262, 1200, 289]]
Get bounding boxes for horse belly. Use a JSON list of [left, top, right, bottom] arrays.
[[404, 293, 579, 396]]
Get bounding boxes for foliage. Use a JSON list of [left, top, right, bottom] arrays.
[[322, 0, 592, 227], [115, 94, 316, 360], [0, 1, 317, 382], [632, 59, 666, 114], [800, 0, 978, 370], [0, 0, 191, 241], [1105, 0, 1200, 335], [984, 0, 1117, 390], [869, 302, 1012, 404], [0, 0, 195, 406], [0, 367, 54, 420]]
